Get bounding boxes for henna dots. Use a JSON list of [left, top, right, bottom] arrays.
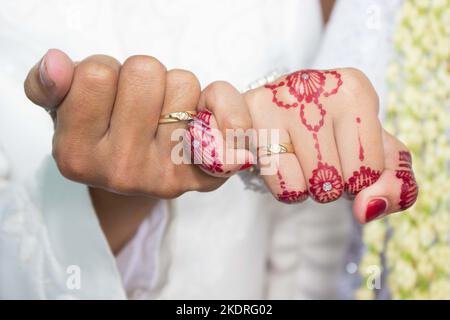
[[276, 170, 308, 204]]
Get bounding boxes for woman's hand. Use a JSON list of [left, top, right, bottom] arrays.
[[196, 69, 418, 223]]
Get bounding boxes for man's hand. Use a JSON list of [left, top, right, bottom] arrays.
[[24, 49, 249, 198], [23, 49, 251, 252]]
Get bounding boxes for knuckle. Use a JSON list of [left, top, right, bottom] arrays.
[[166, 69, 200, 92], [157, 167, 185, 198], [340, 67, 379, 113], [206, 81, 234, 99], [205, 81, 250, 129], [105, 156, 140, 194], [225, 113, 248, 130], [122, 55, 166, 78], [53, 143, 89, 182], [77, 59, 118, 89]]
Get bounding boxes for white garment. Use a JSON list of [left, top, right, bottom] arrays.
[[0, 0, 401, 299], [115, 200, 169, 299]]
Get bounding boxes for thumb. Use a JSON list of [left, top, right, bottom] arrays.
[[353, 130, 419, 223], [24, 48, 74, 109]]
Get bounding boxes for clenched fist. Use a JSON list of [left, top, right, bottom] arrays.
[[24, 49, 251, 199]]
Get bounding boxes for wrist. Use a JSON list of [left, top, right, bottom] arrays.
[[89, 187, 159, 254]]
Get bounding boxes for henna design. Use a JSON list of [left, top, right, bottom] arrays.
[[309, 162, 344, 203], [276, 170, 308, 204], [187, 111, 224, 174], [265, 69, 344, 201], [266, 70, 343, 107], [345, 166, 381, 196], [312, 133, 322, 161], [299, 101, 326, 133], [396, 151, 418, 210], [356, 117, 365, 162]]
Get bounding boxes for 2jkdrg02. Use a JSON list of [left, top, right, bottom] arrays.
[[220, 304, 272, 315]]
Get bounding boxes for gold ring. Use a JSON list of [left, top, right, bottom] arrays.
[[159, 111, 197, 124], [258, 143, 294, 157]]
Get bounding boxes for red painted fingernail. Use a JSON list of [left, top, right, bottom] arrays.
[[365, 198, 387, 222], [239, 162, 253, 171]]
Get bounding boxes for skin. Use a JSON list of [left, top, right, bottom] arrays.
[[22, 1, 418, 254], [24, 52, 418, 254], [200, 70, 418, 223], [24, 50, 251, 253]]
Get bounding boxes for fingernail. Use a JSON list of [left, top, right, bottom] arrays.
[[186, 112, 224, 175], [365, 198, 387, 222], [39, 52, 55, 88], [239, 162, 253, 171]]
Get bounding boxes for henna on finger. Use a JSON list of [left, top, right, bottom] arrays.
[[396, 151, 418, 210], [356, 117, 365, 162], [186, 110, 225, 175], [265, 69, 344, 203], [345, 166, 381, 196], [309, 162, 344, 203], [276, 169, 308, 204]]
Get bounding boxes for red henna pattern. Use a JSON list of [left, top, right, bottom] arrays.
[[187, 111, 224, 174], [276, 170, 308, 204], [265, 69, 344, 201], [309, 162, 344, 203], [265, 70, 343, 109], [396, 151, 418, 210], [312, 133, 322, 161], [286, 70, 326, 103], [345, 166, 381, 196], [356, 117, 365, 162], [299, 101, 326, 132]]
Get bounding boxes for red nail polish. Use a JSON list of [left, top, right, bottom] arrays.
[[365, 198, 387, 222], [239, 162, 253, 171]]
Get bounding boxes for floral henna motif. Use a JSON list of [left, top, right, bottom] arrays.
[[286, 70, 326, 103], [345, 166, 381, 196], [276, 170, 308, 204], [396, 151, 418, 210], [265, 69, 344, 200], [187, 111, 224, 174], [266, 70, 343, 107], [309, 162, 344, 203]]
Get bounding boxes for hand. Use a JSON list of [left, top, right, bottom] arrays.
[[24, 49, 253, 198], [196, 69, 418, 223], [23, 49, 251, 252]]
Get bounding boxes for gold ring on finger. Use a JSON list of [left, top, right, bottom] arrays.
[[158, 110, 197, 124]]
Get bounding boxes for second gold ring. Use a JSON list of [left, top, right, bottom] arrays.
[[258, 143, 294, 157]]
